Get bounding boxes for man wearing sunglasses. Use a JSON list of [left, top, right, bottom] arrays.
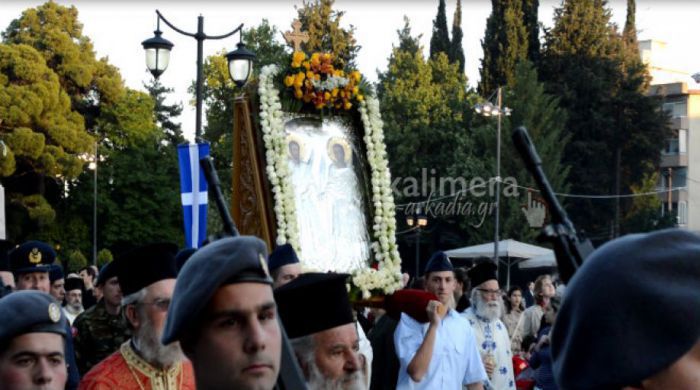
[[79, 243, 195, 389]]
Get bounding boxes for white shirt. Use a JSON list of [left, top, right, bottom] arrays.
[[394, 309, 487, 389], [463, 308, 516, 390]]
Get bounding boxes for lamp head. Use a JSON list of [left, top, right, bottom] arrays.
[[226, 40, 256, 88], [142, 29, 174, 79]]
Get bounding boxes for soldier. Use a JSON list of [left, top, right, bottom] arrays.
[[0, 290, 69, 390], [49, 264, 66, 303], [162, 236, 282, 390], [10, 240, 80, 390], [72, 261, 130, 375], [267, 243, 302, 288]]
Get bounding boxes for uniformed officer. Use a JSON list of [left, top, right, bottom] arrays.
[[267, 243, 302, 288], [0, 290, 68, 390], [162, 236, 282, 390], [72, 260, 130, 375]]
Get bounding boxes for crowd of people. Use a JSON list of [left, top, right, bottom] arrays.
[[1, 227, 700, 389]]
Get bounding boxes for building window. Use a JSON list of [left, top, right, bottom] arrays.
[[679, 201, 688, 225], [679, 129, 687, 153]]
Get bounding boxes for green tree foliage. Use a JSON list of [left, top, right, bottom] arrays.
[[296, 0, 359, 68], [429, 0, 451, 59], [145, 79, 184, 145], [449, 0, 465, 75], [96, 249, 113, 268], [471, 61, 570, 242], [623, 0, 637, 48], [540, 0, 670, 239], [2, 1, 124, 129], [523, 0, 540, 64], [479, 0, 529, 95], [66, 249, 87, 273]]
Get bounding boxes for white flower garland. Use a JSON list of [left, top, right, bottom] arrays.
[[258, 65, 300, 251], [258, 65, 402, 297]]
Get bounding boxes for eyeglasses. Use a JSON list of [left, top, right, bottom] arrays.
[[139, 298, 171, 311], [477, 288, 500, 297]]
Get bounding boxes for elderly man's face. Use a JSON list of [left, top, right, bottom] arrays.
[[16, 272, 50, 293], [425, 271, 456, 306], [66, 289, 82, 310], [50, 279, 65, 302], [310, 323, 364, 389], [273, 263, 301, 289], [0, 332, 67, 390], [188, 283, 281, 390]]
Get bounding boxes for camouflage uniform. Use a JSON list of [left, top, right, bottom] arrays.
[[73, 299, 131, 375]]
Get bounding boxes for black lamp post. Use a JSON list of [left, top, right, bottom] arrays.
[[406, 207, 428, 279], [142, 10, 256, 140]]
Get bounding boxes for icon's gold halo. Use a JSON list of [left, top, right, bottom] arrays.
[[326, 137, 352, 165], [285, 133, 308, 162]]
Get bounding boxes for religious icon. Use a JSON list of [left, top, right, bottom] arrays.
[[326, 137, 352, 168]]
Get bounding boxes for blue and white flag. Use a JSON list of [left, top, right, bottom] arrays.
[[177, 143, 210, 249]]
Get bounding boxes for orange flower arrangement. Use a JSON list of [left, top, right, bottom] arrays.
[[284, 51, 364, 111]]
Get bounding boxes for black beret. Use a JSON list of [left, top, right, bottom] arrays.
[[96, 261, 118, 286], [552, 228, 700, 389], [274, 273, 353, 339], [64, 277, 84, 292], [267, 244, 300, 273], [9, 241, 55, 275], [0, 290, 66, 345], [162, 236, 271, 344], [115, 242, 178, 296], [0, 239, 15, 272], [467, 261, 497, 287], [424, 251, 454, 274], [175, 248, 196, 273]]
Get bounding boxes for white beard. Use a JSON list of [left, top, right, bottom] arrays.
[[306, 359, 367, 390], [133, 316, 185, 368], [474, 295, 502, 321]]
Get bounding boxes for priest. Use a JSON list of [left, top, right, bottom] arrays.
[[463, 262, 515, 390], [78, 243, 195, 389], [275, 272, 369, 390]]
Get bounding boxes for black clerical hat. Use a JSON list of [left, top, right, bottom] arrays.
[[275, 273, 354, 339], [115, 242, 178, 296], [553, 229, 700, 389], [64, 277, 84, 292], [424, 251, 454, 274], [267, 243, 299, 273], [467, 261, 497, 287]]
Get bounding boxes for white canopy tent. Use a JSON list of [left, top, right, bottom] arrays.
[[444, 239, 553, 288], [518, 252, 557, 269]]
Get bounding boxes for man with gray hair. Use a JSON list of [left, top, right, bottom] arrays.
[[275, 272, 368, 390], [79, 243, 195, 389], [463, 262, 515, 390]]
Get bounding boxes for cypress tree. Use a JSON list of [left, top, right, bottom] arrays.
[[479, 0, 529, 95], [449, 0, 465, 74], [622, 0, 637, 48], [429, 0, 451, 58], [523, 0, 540, 64]]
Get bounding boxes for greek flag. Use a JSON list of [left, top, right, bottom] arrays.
[[177, 143, 210, 248]]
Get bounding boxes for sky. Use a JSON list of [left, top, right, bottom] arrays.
[[2, 0, 700, 142]]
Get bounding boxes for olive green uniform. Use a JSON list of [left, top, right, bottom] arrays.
[[73, 299, 131, 375]]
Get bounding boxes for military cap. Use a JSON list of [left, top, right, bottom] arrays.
[[275, 273, 353, 339], [175, 247, 196, 273], [96, 261, 118, 286], [48, 264, 64, 283], [9, 240, 55, 275], [0, 290, 67, 345], [467, 261, 497, 287], [162, 236, 271, 344], [552, 228, 700, 389], [0, 239, 15, 272], [267, 243, 299, 273], [424, 251, 454, 274], [64, 277, 84, 292], [115, 242, 178, 296]]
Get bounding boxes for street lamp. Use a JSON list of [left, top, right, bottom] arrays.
[[474, 87, 511, 275], [142, 10, 256, 140], [406, 207, 428, 279]]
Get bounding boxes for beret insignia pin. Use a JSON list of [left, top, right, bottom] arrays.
[[29, 248, 42, 264], [259, 254, 270, 277], [48, 303, 61, 322]]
